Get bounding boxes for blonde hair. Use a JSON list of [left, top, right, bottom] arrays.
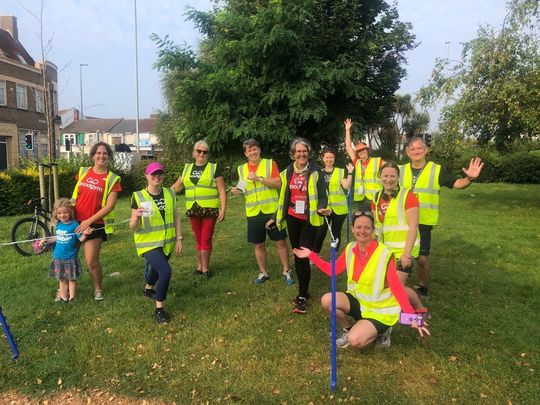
[[51, 198, 74, 225]]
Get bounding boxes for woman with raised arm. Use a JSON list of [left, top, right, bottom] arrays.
[[172, 140, 226, 277]]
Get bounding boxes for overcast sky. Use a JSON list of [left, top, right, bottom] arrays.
[[3, 0, 508, 128]]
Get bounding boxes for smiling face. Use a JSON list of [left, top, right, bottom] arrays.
[[193, 144, 209, 165], [322, 152, 335, 169], [293, 143, 309, 168], [352, 214, 375, 245], [56, 206, 71, 223], [244, 145, 261, 164], [406, 139, 428, 165], [380, 166, 399, 192], [356, 147, 369, 162], [146, 171, 165, 187], [92, 145, 109, 168]]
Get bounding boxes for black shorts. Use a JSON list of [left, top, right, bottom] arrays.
[[418, 224, 433, 256], [344, 292, 390, 335], [86, 223, 108, 242], [247, 214, 287, 244], [397, 258, 413, 275]]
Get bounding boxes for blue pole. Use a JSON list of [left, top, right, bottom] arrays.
[[0, 305, 19, 360], [330, 239, 337, 391], [346, 189, 352, 244]]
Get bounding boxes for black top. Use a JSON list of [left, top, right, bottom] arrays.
[[411, 164, 457, 189], [188, 162, 223, 185], [131, 189, 167, 221]]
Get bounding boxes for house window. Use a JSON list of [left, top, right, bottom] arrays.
[[35, 89, 44, 113], [0, 80, 6, 106], [16, 84, 27, 109], [64, 133, 76, 146]]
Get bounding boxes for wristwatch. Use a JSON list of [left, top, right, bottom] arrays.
[[177, 236, 183, 240]]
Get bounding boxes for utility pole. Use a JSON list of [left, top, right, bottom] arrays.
[[134, 0, 141, 153], [79, 63, 88, 119]]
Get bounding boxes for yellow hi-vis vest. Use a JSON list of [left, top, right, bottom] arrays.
[[353, 157, 381, 202], [345, 242, 400, 326], [71, 167, 120, 234], [181, 163, 219, 209], [132, 187, 177, 257], [275, 169, 323, 230], [374, 188, 420, 260], [327, 168, 348, 215], [238, 159, 279, 217], [400, 162, 441, 226]]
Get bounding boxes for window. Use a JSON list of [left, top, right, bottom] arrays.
[[64, 133, 76, 146], [35, 89, 44, 113], [0, 80, 6, 105], [16, 84, 27, 109]]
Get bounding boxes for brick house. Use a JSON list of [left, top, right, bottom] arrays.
[[0, 15, 59, 170]]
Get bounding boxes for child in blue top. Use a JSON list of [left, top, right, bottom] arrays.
[[46, 198, 92, 302]]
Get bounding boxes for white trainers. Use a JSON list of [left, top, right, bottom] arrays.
[[375, 326, 392, 348], [336, 328, 350, 348], [282, 270, 295, 285], [94, 290, 104, 301]]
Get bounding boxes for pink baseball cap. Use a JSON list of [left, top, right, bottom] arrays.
[[145, 162, 165, 174]]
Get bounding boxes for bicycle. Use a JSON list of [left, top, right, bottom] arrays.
[[11, 197, 53, 257]]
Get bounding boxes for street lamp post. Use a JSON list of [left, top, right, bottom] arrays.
[[134, 0, 140, 153], [79, 63, 88, 119]]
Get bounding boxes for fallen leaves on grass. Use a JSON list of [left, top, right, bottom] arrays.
[[448, 355, 458, 362]]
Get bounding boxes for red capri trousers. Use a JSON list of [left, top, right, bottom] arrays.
[[189, 216, 217, 251]]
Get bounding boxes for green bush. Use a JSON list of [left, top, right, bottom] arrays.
[[496, 152, 540, 183]]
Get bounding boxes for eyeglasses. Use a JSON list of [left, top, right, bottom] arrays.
[[356, 148, 368, 153], [196, 149, 209, 155], [150, 171, 165, 176], [353, 211, 373, 219]]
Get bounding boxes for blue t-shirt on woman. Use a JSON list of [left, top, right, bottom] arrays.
[[52, 220, 82, 260]]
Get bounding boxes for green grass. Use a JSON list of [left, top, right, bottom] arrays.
[[1, 183, 539, 404]]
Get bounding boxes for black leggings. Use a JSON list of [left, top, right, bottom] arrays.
[[143, 248, 172, 302], [286, 216, 319, 298], [312, 212, 347, 253]]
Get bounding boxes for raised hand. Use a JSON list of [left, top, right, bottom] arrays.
[[462, 157, 484, 180], [344, 118, 353, 131]]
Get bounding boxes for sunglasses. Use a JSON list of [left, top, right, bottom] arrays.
[[356, 148, 368, 153], [196, 149, 209, 155], [353, 210, 373, 219], [150, 171, 165, 176]]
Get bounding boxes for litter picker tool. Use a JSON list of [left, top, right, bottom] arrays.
[[324, 215, 339, 391], [0, 305, 19, 360]]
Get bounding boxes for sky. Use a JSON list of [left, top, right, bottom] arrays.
[[2, 0, 509, 128]]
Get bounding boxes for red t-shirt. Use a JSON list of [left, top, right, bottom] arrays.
[[74, 168, 122, 223], [309, 239, 414, 313], [371, 191, 419, 223], [247, 161, 279, 177], [288, 172, 308, 221]]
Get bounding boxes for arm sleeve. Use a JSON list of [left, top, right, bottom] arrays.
[[271, 161, 280, 178], [404, 191, 419, 209], [386, 257, 415, 313], [439, 165, 458, 189], [308, 251, 347, 277]]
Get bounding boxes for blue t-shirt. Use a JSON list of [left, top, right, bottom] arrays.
[[52, 220, 82, 260]]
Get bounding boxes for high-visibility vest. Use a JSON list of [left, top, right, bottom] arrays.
[[353, 157, 381, 202], [238, 159, 279, 217], [132, 187, 177, 257], [275, 169, 323, 230], [326, 168, 348, 215], [345, 242, 400, 326], [71, 167, 120, 234], [374, 188, 420, 259], [181, 163, 219, 209], [400, 162, 441, 225]]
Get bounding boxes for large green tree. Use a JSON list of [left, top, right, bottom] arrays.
[[418, 0, 540, 151], [153, 0, 415, 155]]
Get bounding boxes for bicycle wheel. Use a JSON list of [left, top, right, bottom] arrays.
[[11, 218, 51, 257]]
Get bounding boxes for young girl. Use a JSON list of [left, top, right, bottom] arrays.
[[47, 198, 92, 302]]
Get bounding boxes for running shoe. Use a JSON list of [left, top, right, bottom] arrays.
[[255, 272, 270, 285], [143, 288, 157, 299], [282, 270, 295, 285], [292, 296, 307, 314], [336, 328, 351, 348], [375, 327, 392, 348], [155, 308, 170, 324], [414, 284, 430, 300], [94, 290, 104, 301]]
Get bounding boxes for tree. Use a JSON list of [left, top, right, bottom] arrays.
[[153, 0, 415, 155], [418, 0, 540, 151]]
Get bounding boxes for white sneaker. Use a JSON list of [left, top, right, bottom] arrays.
[[375, 327, 392, 348], [336, 328, 350, 348], [94, 290, 104, 301]]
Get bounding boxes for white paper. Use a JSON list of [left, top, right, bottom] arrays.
[[295, 200, 305, 214], [237, 179, 247, 192], [141, 201, 153, 217]]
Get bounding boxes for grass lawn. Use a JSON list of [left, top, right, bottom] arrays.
[[0, 183, 539, 404]]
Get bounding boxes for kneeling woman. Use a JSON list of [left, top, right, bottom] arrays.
[[293, 213, 429, 349], [130, 162, 183, 324]]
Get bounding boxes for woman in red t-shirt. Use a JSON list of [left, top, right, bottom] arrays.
[[72, 142, 122, 301]]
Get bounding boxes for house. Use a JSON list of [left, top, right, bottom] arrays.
[[61, 116, 160, 159], [0, 15, 60, 170]]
